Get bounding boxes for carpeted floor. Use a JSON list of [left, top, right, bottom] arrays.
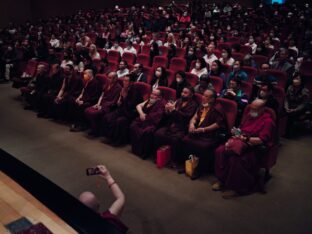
[[0, 83, 312, 234]]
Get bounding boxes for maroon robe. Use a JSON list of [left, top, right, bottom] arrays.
[[180, 104, 226, 170], [153, 98, 198, 163], [84, 82, 122, 134], [53, 75, 83, 121], [67, 78, 102, 124], [103, 85, 143, 145], [129, 99, 166, 158], [214, 112, 275, 195]]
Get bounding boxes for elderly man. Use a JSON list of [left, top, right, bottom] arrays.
[[179, 89, 226, 180], [84, 72, 122, 136], [53, 64, 83, 121], [79, 165, 128, 233], [130, 88, 165, 159], [69, 69, 102, 132], [153, 86, 198, 167], [213, 99, 276, 198], [20, 64, 48, 110], [103, 74, 143, 144]]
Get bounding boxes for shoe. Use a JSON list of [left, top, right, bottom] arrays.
[[190, 168, 201, 180], [222, 190, 238, 199], [212, 181, 223, 191]]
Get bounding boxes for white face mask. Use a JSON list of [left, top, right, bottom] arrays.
[[176, 78, 183, 83], [233, 65, 240, 70], [155, 71, 161, 77], [195, 63, 201, 69], [222, 53, 227, 58], [202, 102, 209, 107], [250, 110, 259, 118]]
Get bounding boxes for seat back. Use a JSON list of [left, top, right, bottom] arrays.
[[107, 50, 121, 63], [169, 57, 187, 72], [152, 56, 168, 69], [185, 72, 199, 87], [159, 46, 168, 57], [133, 82, 151, 100], [122, 52, 136, 65], [175, 47, 186, 58], [158, 87, 176, 101], [215, 98, 238, 133], [210, 76, 224, 95], [136, 54, 150, 67]]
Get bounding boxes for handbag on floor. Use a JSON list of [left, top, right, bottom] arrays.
[[185, 155, 199, 177], [156, 145, 171, 168]]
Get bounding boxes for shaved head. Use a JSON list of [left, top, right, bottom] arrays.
[[79, 191, 100, 212]]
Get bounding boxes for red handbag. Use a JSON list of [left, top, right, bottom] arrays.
[[224, 138, 248, 156], [156, 145, 171, 168]]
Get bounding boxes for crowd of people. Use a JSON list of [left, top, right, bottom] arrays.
[[0, 1, 312, 202]]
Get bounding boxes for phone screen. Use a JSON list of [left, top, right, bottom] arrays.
[[86, 167, 100, 176]]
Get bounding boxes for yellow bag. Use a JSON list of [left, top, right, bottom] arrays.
[[185, 155, 199, 177]]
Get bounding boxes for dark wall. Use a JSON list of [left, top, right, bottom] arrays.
[[0, 0, 32, 28], [0, 0, 258, 28]]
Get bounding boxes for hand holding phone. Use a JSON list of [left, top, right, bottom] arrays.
[[86, 167, 101, 176]]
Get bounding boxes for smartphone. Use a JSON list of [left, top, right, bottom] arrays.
[[86, 167, 100, 176]]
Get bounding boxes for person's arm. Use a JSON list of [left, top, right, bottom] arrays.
[[55, 79, 65, 101], [97, 165, 125, 217], [136, 100, 148, 120], [188, 112, 198, 133]]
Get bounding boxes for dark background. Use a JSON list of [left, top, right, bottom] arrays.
[[0, 0, 258, 28]]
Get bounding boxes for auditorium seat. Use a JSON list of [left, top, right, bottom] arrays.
[[133, 82, 151, 100], [152, 56, 168, 69], [122, 52, 136, 65], [107, 50, 121, 63], [169, 58, 187, 72], [157, 87, 176, 101], [185, 72, 199, 87], [267, 69, 288, 89], [166, 69, 176, 86], [252, 55, 269, 67], [210, 76, 224, 95], [136, 54, 150, 67]]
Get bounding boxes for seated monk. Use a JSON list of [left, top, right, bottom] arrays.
[[153, 86, 198, 167], [102, 74, 143, 144], [37, 64, 63, 118], [20, 64, 48, 110], [129, 88, 165, 159], [213, 99, 276, 199], [84, 72, 122, 136], [69, 69, 102, 132], [179, 89, 226, 180], [53, 64, 83, 121]]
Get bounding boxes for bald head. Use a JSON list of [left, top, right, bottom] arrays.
[[249, 99, 266, 118], [79, 191, 100, 212]]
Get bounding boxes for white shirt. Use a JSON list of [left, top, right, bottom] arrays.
[[164, 42, 177, 47], [220, 57, 235, 66], [50, 38, 60, 48], [60, 60, 74, 69], [109, 46, 124, 56], [124, 46, 137, 55], [116, 68, 129, 78], [245, 42, 257, 54], [191, 68, 208, 79], [203, 53, 218, 66]]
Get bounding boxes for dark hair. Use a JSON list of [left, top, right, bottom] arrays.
[[125, 73, 136, 82], [196, 58, 207, 70], [65, 64, 74, 71], [211, 59, 224, 75], [199, 73, 210, 82], [175, 71, 186, 80], [184, 85, 195, 94], [119, 59, 128, 68], [231, 76, 242, 85], [222, 48, 232, 58], [232, 43, 241, 52]]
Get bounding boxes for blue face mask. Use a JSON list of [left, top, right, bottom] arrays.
[[250, 110, 259, 118]]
